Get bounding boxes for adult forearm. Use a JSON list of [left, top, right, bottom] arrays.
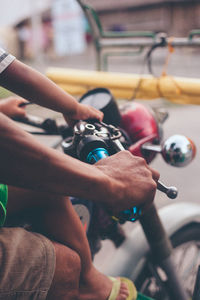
[[0, 113, 109, 201], [0, 60, 78, 116]]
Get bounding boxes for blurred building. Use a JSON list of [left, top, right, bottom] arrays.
[[0, 0, 51, 58], [85, 0, 200, 36]]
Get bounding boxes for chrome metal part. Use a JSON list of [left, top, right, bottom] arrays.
[[157, 181, 178, 199], [162, 135, 195, 167]]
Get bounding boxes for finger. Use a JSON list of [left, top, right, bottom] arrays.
[[17, 98, 29, 106], [89, 106, 104, 121], [97, 111, 104, 121], [85, 104, 103, 119], [17, 107, 27, 117], [147, 166, 160, 182]]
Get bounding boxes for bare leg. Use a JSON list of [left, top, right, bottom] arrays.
[[47, 241, 81, 300], [6, 186, 93, 273], [6, 186, 129, 300]]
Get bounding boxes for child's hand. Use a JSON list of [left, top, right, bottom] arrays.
[[64, 103, 103, 126], [0, 97, 28, 119]]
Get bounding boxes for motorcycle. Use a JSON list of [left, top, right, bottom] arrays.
[[17, 88, 200, 299]]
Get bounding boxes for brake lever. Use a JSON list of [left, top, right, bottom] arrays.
[[157, 181, 178, 199]]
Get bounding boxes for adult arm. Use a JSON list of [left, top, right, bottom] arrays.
[[0, 113, 159, 214]]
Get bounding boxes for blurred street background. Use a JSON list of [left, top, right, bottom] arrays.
[[1, 0, 200, 271]]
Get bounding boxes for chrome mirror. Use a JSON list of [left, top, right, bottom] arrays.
[[162, 135, 196, 167], [142, 134, 196, 167]]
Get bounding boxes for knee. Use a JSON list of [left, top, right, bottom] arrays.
[[54, 242, 81, 283], [61, 243, 81, 277], [47, 242, 81, 300]]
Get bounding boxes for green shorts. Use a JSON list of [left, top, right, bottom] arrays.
[[0, 184, 8, 227]]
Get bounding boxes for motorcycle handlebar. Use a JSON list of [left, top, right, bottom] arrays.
[[112, 139, 178, 199]]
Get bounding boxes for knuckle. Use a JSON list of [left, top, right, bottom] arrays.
[[155, 170, 160, 180], [152, 180, 157, 190], [137, 156, 147, 165], [119, 150, 131, 158], [123, 150, 130, 155], [149, 180, 157, 192], [143, 167, 152, 178], [144, 178, 157, 193]]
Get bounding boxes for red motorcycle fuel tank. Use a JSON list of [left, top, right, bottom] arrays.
[[120, 102, 160, 162]]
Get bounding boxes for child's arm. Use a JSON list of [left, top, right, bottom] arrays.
[[0, 59, 103, 124]]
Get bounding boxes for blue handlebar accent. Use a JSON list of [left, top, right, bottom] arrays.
[[87, 148, 109, 164], [87, 147, 141, 222], [118, 206, 142, 222]]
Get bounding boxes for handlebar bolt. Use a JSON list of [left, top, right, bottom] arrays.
[[167, 187, 178, 199], [85, 124, 95, 134]]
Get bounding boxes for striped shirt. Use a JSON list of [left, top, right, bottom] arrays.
[[0, 48, 15, 74]]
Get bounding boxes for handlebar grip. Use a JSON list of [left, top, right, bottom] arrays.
[[86, 148, 109, 164], [86, 147, 142, 223]]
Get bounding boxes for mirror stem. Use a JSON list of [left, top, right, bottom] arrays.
[[142, 143, 162, 153]]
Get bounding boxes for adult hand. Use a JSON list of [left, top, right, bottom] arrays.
[[0, 97, 27, 119], [63, 103, 103, 126], [95, 150, 160, 215]]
